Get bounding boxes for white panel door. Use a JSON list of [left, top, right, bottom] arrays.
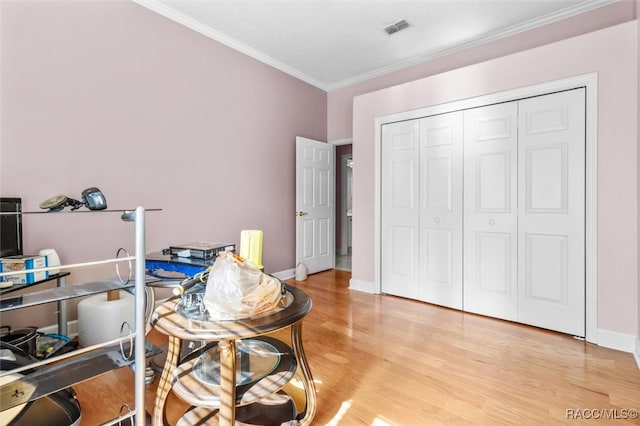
[[295, 137, 334, 274], [517, 89, 585, 336], [381, 120, 420, 298], [463, 102, 519, 321], [418, 112, 463, 308]]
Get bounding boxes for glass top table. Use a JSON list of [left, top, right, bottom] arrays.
[[150, 286, 316, 426]]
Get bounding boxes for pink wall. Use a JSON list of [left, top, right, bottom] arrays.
[[351, 21, 638, 336], [0, 1, 326, 327]]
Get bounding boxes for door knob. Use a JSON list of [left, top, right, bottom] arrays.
[[296, 211, 309, 217]]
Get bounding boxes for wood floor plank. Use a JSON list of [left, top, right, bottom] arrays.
[[71, 269, 639, 425]]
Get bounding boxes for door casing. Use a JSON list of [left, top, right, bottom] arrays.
[[374, 73, 598, 342]]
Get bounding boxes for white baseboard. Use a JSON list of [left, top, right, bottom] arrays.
[[349, 278, 377, 293], [272, 268, 294, 281], [38, 320, 79, 339], [635, 337, 640, 369], [595, 328, 637, 354]]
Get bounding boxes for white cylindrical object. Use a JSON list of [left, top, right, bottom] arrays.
[[39, 248, 61, 275], [77, 291, 135, 347], [295, 263, 308, 281]]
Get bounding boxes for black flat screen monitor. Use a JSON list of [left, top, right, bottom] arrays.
[[0, 197, 23, 257]]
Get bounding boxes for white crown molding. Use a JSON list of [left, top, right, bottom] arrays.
[[131, 0, 330, 90], [133, 0, 616, 93], [324, 0, 619, 91]]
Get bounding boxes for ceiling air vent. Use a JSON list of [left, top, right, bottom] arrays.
[[383, 19, 410, 35]]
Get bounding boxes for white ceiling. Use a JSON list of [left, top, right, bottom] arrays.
[[135, 0, 617, 91]]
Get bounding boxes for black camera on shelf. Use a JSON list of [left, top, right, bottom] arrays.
[[39, 187, 107, 212]]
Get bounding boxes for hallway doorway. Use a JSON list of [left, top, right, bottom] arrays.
[[335, 143, 352, 271]]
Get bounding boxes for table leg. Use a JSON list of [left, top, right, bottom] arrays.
[[291, 321, 317, 425], [218, 339, 236, 426], [152, 335, 181, 426]]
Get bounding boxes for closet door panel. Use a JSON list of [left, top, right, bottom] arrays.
[[526, 144, 567, 212], [524, 234, 567, 302], [517, 88, 585, 336], [381, 120, 420, 298], [463, 102, 518, 321], [476, 232, 512, 294], [418, 112, 463, 308], [476, 151, 511, 211]]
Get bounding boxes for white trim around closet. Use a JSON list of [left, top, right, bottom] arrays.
[[374, 73, 598, 343]]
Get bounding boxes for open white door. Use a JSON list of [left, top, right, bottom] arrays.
[[296, 137, 335, 274]]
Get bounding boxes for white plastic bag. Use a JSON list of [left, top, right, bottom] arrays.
[[203, 251, 283, 320]]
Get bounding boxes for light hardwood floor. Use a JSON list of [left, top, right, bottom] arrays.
[[73, 269, 640, 425]]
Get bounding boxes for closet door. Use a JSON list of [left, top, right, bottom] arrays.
[[418, 112, 463, 308], [381, 120, 420, 298], [463, 102, 519, 321], [517, 88, 585, 336]]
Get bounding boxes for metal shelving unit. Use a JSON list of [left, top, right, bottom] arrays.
[[0, 207, 156, 426], [1, 272, 72, 335]]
